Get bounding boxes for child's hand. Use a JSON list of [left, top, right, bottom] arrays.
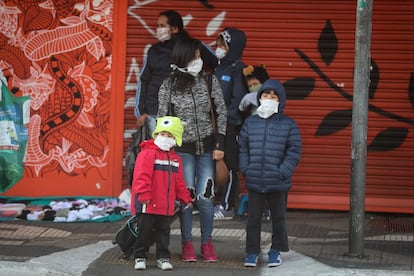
[[181, 202, 192, 211], [139, 200, 150, 204]]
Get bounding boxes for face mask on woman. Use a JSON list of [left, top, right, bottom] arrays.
[[156, 27, 171, 42], [257, 99, 279, 119], [186, 58, 203, 77], [215, 47, 227, 59]]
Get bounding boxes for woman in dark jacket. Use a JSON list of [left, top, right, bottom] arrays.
[[135, 10, 216, 134]]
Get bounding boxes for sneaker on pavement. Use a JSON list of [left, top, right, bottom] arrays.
[[213, 205, 233, 220], [268, 249, 282, 267], [157, 258, 173, 270], [244, 253, 259, 267], [201, 239, 218, 262], [182, 241, 197, 262], [134, 258, 146, 270]]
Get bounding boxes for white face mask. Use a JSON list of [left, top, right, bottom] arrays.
[[156, 27, 171, 42], [257, 99, 280, 119], [186, 58, 203, 77], [154, 135, 176, 151], [215, 47, 227, 59]]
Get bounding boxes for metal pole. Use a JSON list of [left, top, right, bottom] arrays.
[[348, 0, 372, 257]]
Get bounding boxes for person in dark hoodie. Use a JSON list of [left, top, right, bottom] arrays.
[[213, 27, 249, 220], [238, 79, 302, 268], [135, 10, 217, 134]]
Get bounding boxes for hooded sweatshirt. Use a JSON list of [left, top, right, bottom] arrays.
[[214, 28, 249, 126], [238, 79, 302, 192]]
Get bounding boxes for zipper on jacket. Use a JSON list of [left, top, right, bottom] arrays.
[[261, 119, 269, 188], [191, 86, 203, 155], [167, 151, 171, 215]]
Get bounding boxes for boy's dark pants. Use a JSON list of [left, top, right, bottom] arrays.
[[134, 213, 172, 259], [246, 190, 289, 254]]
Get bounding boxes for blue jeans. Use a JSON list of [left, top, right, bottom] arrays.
[[177, 151, 215, 244]]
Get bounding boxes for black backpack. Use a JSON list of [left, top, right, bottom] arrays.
[[112, 215, 140, 259]]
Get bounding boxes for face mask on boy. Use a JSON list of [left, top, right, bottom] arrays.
[[215, 47, 227, 59], [186, 58, 203, 77], [156, 27, 171, 42], [154, 135, 176, 151], [257, 99, 279, 119]]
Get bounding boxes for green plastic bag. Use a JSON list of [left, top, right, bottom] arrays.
[[0, 75, 30, 192]]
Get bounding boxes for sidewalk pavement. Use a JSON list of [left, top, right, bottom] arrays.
[[0, 209, 413, 275]]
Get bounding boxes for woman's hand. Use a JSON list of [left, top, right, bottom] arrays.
[[136, 114, 148, 128], [213, 149, 224, 161]]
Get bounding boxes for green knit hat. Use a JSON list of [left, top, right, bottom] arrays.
[[152, 116, 184, 146]]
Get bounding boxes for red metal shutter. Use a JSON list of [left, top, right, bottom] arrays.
[[124, 0, 414, 213]]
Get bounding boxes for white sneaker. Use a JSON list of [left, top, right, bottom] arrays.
[[213, 204, 233, 220], [134, 258, 146, 270], [157, 258, 173, 270]]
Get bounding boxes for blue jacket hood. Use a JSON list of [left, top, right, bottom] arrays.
[[257, 79, 286, 113], [219, 28, 246, 63]]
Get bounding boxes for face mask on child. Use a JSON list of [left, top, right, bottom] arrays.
[[257, 99, 279, 119], [154, 135, 176, 151], [215, 47, 227, 59], [186, 58, 203, 77], [249, 84, 262, 93], [156, 27, 171, 42]]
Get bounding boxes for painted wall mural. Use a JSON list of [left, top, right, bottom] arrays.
[[0, 0, 114, 193]]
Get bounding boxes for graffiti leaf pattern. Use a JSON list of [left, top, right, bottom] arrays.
[[368, 127, 408, 152], [316, 109, 352, 136], [318, 20, 338, 66], [284, 77, 315, 100], [409, 73, 414, 109], [369, 59, 379, 99]]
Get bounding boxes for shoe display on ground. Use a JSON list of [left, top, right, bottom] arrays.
[[157, 258, 173, 270], [201, 239, 218, 262], [134, 258, 146, 270], [181, 241, 197, 262], [213, 204, 233, 220], [244, 253, 259, 267], [268, 249, 282, 267]]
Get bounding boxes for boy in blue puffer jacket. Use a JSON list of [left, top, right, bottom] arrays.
[[238, 79, 302, 268]]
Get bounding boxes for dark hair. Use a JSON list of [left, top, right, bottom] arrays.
[[159, 10, 184, 34], [245, 65, 270, 84], [171, 37, 201, 91]]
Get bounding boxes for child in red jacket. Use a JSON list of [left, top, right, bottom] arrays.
[[131, 116, 192, 271]]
